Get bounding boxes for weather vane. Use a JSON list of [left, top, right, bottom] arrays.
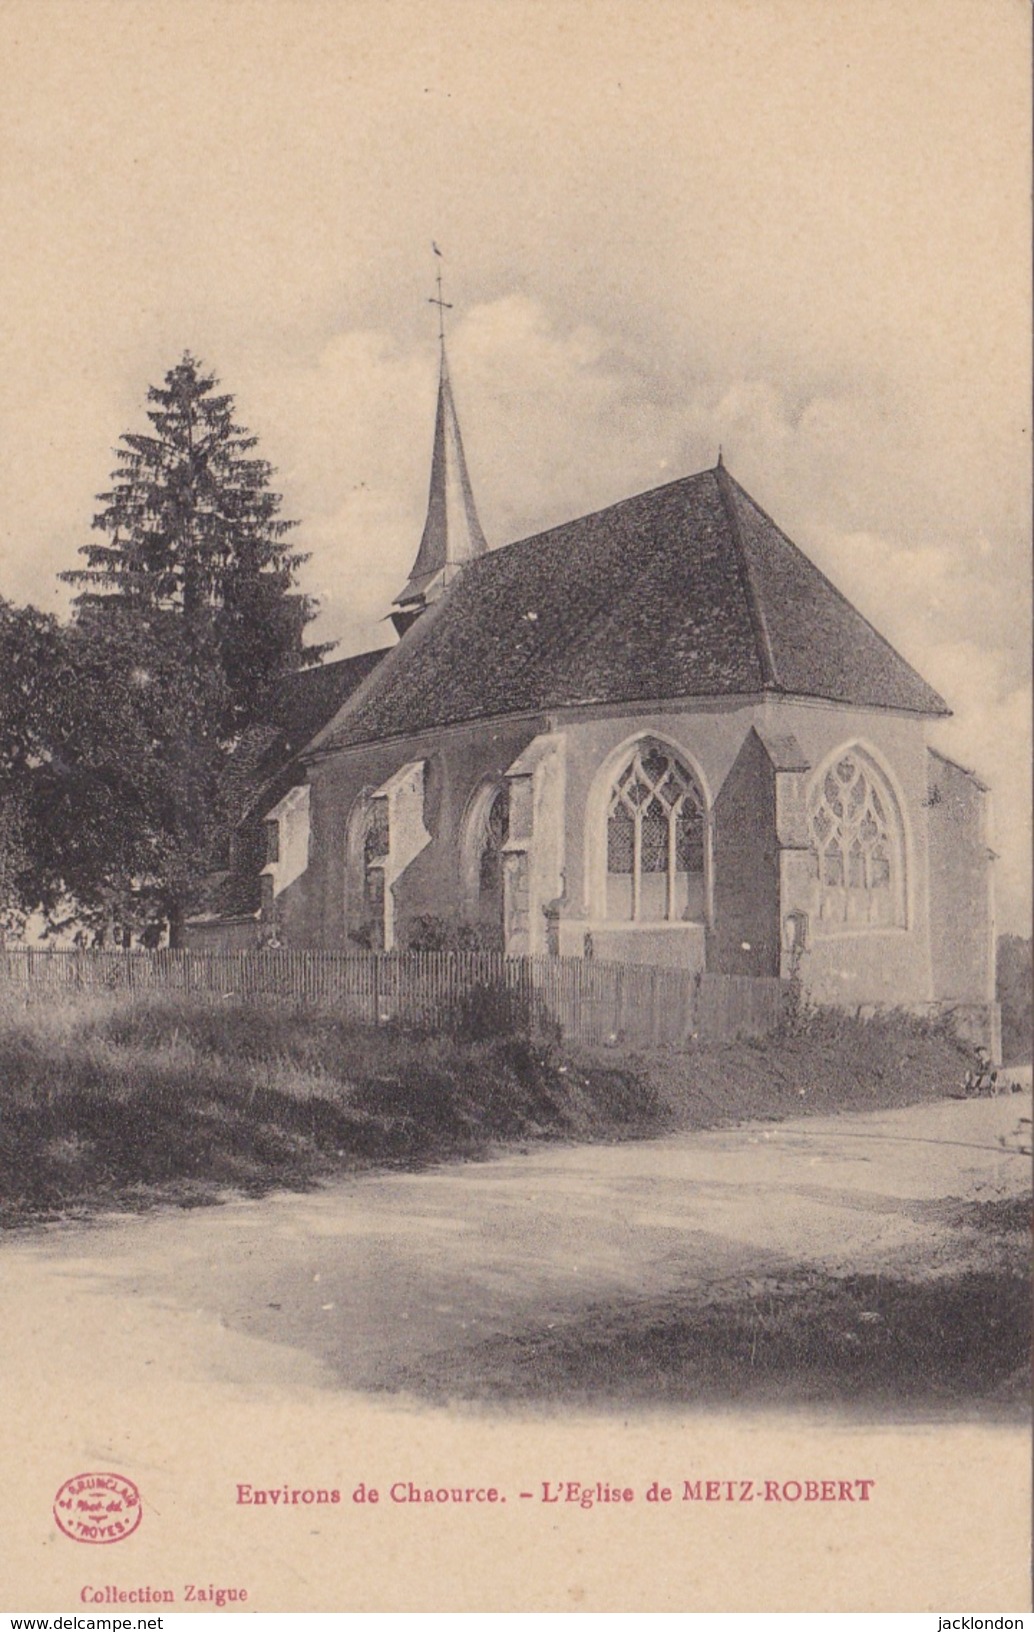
[[428, 241, 452, 346]]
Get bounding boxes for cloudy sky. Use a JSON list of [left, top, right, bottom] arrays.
[[0, 0, 1030, 930]]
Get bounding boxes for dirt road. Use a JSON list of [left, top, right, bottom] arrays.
[[2, 1089, 1030, 1613], [4, 1088, 1029, 1397]]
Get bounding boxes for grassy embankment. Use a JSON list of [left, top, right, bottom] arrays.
[[0, 986, 979, 1226], [385, 1193, 1032, 1418]]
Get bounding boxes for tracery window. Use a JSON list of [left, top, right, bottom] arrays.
[[478, 787, 509, 907], [458, 782, 511, 947], [605, 741, 706, 921], [809, 749, 903, 928]]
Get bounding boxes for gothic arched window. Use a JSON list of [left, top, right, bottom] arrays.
[[345, 789, 387, 948], [478, 786, 509, 907], [809, 748, 904, 928], [362, 799, 389, 947], [459, 782, 510, 947], [605, 740, 706, 922]]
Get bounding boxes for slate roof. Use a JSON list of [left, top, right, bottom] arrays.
[[271, 650, 389, 748], [315, 464, 948, 754], [223, 648, 389, 820]]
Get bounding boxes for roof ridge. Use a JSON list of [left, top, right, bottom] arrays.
[[714, 463, 779, 690], [317, 464, 951, 752], [720, 469, 950, 717], [486, 466, 716, 559], [280, 647, 390, 686]]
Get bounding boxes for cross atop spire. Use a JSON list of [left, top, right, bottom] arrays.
[[391, 253, 488, 636], [428, 245, 452, 349]]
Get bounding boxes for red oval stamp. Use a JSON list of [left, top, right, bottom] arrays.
[[53, 1472, 142, 1545]]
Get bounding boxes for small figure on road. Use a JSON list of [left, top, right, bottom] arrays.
[[963, 1046, 999, 1097]]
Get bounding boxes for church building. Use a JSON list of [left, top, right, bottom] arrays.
[[187, 332, 999, 1049]]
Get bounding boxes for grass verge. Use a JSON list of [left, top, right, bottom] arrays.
[[0, 988, 978, 1226], [379, 1195, 1031, 1419]]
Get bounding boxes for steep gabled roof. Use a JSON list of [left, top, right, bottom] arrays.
[[223, 648, 389, 821], [317, 464, 948, 754], [714, 466, 948, 719], [270, 650, 389, 750]]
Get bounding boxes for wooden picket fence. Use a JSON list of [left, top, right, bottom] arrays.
[[0, 947, 787, 1048]]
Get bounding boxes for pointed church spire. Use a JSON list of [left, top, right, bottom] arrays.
[[391, 253, 488, 636]]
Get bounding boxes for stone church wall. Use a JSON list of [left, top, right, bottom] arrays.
[[768, 701, 935, 1008], [555, 702, 759, 973], [708, 727, 781, 976], [279, 715, 547, 948], [926, 753, 996, 1007], [256, 688, 996, 1050], [550, 699, 941, 1007]]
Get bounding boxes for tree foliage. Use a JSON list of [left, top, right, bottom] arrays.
[[42, 609, 229, 942], [2, 355, 330, 943], [1, 598, 230, 942], [0, 598, 64, 937], [63, 353, 328, 735]]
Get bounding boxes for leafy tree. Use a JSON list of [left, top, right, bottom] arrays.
[[63, 353, 329, 735], [0, 599, 230, 945], [0, 598, 64, 939]]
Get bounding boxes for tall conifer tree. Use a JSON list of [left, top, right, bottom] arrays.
[[52, 355, 331, 941], [63, 353, 327, 734]]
